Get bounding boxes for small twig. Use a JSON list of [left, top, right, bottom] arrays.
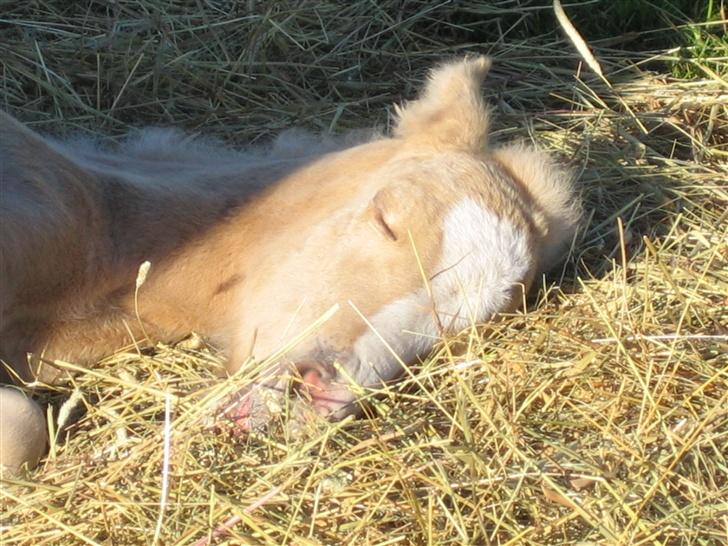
[[134, 261, 152, 342], [152, 392, 173, 546], [553, 0, 604, 77], [592, 334, 728, 344]]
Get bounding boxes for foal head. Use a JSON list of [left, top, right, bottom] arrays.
[[225, 57, 579, 424]]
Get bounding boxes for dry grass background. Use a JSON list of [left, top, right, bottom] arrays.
[[1, 1, 727, 545]]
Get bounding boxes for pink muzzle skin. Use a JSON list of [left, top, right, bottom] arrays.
[[215, 361, 357, 433]]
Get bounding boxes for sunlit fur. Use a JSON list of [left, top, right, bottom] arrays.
[[0, 57, 581, 429]]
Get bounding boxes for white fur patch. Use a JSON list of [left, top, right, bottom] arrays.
[[48, 126, 377, 182], [434, 198, 533, 330], [349, 198, 533, 387]]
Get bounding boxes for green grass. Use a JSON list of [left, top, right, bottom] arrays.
[[671, 1, 727, 79], [1, 1, 726, 545]]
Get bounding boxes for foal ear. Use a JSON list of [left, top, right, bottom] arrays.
[[394, 56, 492, 152]]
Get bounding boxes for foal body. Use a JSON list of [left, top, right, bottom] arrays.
[[0, 57, 580, 472]]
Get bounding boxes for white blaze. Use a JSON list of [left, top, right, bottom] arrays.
[[350, 197, 533, 387]]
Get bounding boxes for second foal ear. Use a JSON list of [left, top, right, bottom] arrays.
[[393, 56, 492, 151]]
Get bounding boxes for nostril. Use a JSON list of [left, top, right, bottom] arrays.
[[294, 359, 332, 377], [290, 362, 357, 418], [289, 363, 327, 401], [296, 367, 328, 399]]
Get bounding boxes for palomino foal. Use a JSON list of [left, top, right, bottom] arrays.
[[0, 57, 580, 471]]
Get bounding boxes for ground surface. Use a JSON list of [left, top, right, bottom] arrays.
[[1, 1, 726, 545]]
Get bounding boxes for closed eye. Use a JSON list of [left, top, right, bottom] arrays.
[[374, 209, 398, 241]]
